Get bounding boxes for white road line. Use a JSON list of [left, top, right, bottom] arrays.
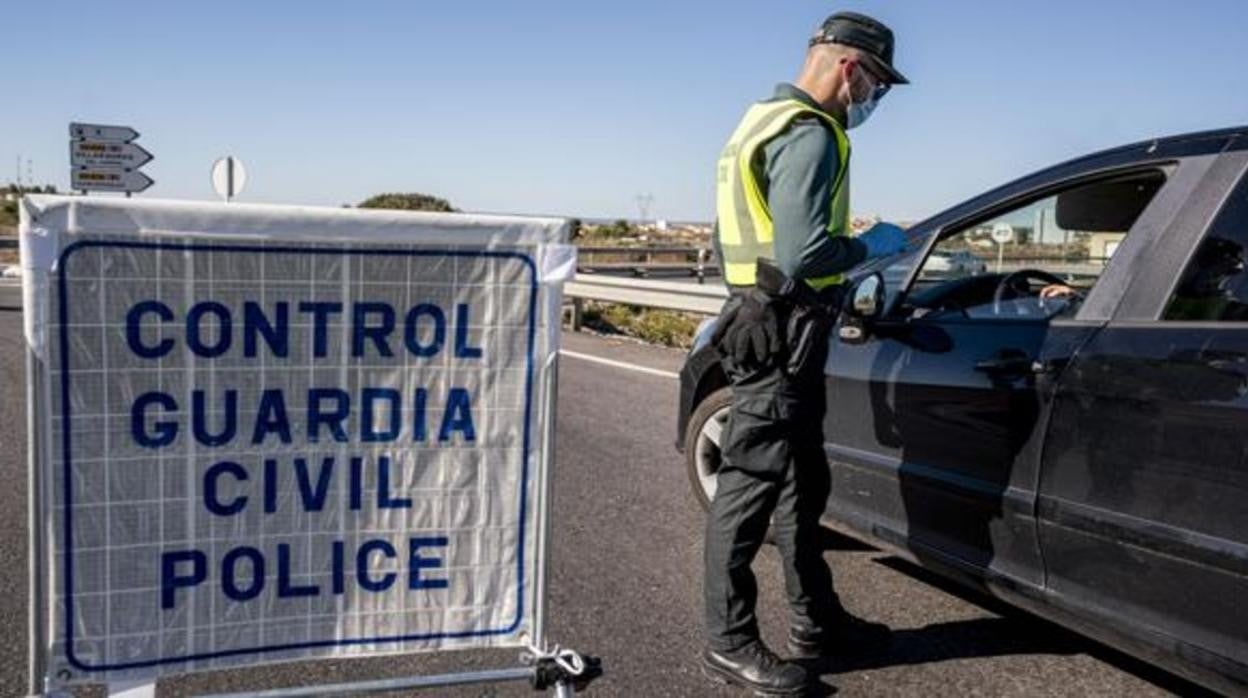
[[559, 349, 680, 379]]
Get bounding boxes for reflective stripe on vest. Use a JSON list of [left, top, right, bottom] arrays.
[[715, 99, 851, 289]]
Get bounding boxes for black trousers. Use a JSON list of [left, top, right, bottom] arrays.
[[703, 299, 841, 652]]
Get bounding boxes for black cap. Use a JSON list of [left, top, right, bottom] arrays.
[[811, 11, 908, 85]]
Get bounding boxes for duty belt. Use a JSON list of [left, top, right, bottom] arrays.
[[745, 259, 844, 310]]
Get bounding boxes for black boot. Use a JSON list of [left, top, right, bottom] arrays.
[[702, 641, 808, 696], [787, 612, 893, 660]]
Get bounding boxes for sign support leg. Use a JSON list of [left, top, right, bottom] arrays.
[[26, 347, 48, 698], [533, 353, 558, 648], [520, 352, 603, 696]]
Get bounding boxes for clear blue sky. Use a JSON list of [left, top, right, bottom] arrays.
[[5, 0, 1247, 222]]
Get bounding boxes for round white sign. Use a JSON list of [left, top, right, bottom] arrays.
[[211, 156, 247, 201], [991, 222, 1014, 244]]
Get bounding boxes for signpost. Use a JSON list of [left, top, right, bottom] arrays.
[[210, 156, 247, 202], [19, 196, 595, 696], [69, 122, 154, 195], [991, 222, 1014, 273]]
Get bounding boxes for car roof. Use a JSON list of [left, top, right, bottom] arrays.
[[1067, 125, 1248, 166], [906, 126, 1247, 237]]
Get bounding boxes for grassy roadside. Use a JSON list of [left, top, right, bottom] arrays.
[[579, 301, 702, 349], [570, 220, 710, 348]]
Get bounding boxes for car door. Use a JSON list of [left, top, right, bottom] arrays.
[[1037, 147, 1248, 680], [826, 302, 1073, 585], [821, 153, 1192, 589]]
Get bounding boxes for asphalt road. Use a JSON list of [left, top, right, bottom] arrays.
[[0, 309, 1210, 697]]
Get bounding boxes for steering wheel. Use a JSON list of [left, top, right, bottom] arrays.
[[992, 269, 1070, 306]]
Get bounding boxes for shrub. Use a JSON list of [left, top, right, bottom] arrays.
[[581, 302, 700, 348]]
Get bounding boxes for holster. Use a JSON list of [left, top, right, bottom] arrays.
[[753, 260, 844, 380]]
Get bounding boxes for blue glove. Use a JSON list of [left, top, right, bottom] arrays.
[[858, 222, 909, 259]]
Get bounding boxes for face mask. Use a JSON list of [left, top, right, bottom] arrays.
[[845, 70, 879, 129]]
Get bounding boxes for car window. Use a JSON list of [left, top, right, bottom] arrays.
[[1163, 173, 1248, 322], [908, 170, 1166, 320]]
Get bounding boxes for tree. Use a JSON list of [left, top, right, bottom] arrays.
[[568, 218, 583, 239], [602, 219, 634, 238], [1, 182, 57, 228], [357, 192, 456, 213]]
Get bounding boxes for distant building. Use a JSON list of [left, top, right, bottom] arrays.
[[1088, 232, 1127, 260], [1032, 206, 1069, 245]]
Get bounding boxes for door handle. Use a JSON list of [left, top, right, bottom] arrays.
[[975, 351, 1040, 375]]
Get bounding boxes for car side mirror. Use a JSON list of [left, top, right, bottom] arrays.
[[839, 273, 885, 344], [851, 274, 885, 319]]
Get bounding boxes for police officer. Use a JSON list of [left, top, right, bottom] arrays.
[[703, 12, 910, 695]]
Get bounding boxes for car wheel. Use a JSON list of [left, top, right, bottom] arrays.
[[684, 387, 732, 511]]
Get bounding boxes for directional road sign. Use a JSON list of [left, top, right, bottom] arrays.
[[70, 140, 153, 169], [68, 122, 153, 194], [69, 123, 140, 142], [71, 168, 154, 193]]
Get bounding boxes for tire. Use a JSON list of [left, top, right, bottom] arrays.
[[683, 386, 733, 511]]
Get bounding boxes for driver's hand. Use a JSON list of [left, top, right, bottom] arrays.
[[1039, 284, 1076, 299]]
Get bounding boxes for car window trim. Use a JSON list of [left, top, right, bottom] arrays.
[[1078, 156, 1219, 322], [1120, 151, 1248, 323]]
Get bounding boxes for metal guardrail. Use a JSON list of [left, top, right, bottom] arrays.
[[561, 252, 1116, 323], [1, 239, 21, 308], [563, 274, 728, 325], [576, 246, 719, 280], [577, 245, 705, 257]]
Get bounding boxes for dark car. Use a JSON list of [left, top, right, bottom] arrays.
[[677, 127, 1248, 695]]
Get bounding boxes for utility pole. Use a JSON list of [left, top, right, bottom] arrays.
[[15, 154, 21, 188], [635, 193, 654, 226]]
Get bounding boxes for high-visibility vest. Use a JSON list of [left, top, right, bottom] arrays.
[[715, 99, 851, 289]]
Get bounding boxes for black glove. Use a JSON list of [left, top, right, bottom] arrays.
[[712, 290, 784, 374]]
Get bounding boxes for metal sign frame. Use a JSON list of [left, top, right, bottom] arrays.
[[20, 196, 596, 697]]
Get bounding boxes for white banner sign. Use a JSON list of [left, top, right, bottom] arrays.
[[20, 196, 571, 685]]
